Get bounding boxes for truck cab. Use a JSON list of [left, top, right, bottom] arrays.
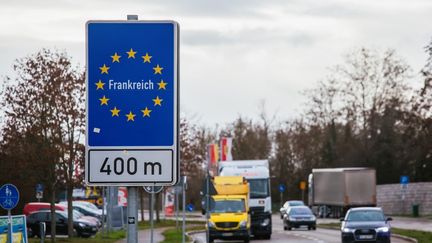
[[219, 160, 272, 239], [207, 176, 251, 243]]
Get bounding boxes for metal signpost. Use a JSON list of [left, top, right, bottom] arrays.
[[300, 181, 306, 202], [278, 184, 286, 208], [85, 15, 179, 243], [143, 186, 163, 243], [0, 184, 20, 243], [400, 175, 409, 213], [35, 184, 43, 202]]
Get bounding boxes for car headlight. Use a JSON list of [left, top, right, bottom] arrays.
[[208, 221, 216, 228], [260, 218, 270, 226], [342, 227, 355, 233], [78, 222, 86, 228], [310, 215, 316, 221], [289, 216, 296, 221], [377, 227, 389, 233], [239, 220, 248, 228]]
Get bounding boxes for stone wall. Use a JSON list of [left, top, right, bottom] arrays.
[[377, 182, 432, 216]]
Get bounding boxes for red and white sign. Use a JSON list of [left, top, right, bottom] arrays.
[[220, 137, 233, 161], [164, 187, 174, 216], [118, 187, 128, 206]]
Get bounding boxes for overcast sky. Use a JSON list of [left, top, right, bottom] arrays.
[[1, 0, 432, 125]]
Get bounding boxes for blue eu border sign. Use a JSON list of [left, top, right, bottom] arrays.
[[85, 21, 179, 186]]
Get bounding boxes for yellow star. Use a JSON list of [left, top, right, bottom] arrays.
[[153, 64, 163, 74], [141, 107, 152, 117], [99, 96, 109, 105], [111, 53, 121, 63], [127, 48, 137, 58], [95, 80, 105, 90], [126, 111, 136, 121], [157, 80, 167, 90], [110, 107, 120, 117], [142, 53, 152, 63], [153, 96, 163, 106], [99, 64, 110, 74]]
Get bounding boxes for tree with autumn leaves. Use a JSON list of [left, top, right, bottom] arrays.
[[0, 49, 84, 241]]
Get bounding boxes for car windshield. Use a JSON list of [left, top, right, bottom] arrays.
[[73, 210, 83, 220], [289, 201, 304, 207], [77, 202, 99, 210], [248, 179, 269, 199], [290, 207, 312, 215], [346, 210, 385, 221], [210, 199, 245, 213]]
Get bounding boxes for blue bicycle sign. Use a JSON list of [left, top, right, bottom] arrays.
[[0, 184, 19, 210]]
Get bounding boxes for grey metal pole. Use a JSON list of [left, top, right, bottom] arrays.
[[127, 187, 138, 243], [182, 177, 186, 243], [101, 187, 105, 237], [150, 191, 155, 243], [206, 163, 210, 243], [7, 210, 12, 243], [175, 186, 179, 230]]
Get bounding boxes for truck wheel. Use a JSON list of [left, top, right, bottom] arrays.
[[209, 237, 214, 243], [243, 236, 250, 243], [263, 234, 271, 239]]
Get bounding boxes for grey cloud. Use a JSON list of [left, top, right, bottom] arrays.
[[182, 28, 316, 47]]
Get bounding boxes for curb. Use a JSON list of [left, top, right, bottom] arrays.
[[392, 233, 418, 243], [186, 229, 206, 243]]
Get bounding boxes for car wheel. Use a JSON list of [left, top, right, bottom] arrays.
[[288, 227, 292, 231], [244, 236, 250, 243], [284, 225, 287, 231], [280, 215, 283, 219], [263, 234, 271, 239]]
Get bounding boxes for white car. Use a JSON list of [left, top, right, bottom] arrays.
[[280, 200, 305, 219]]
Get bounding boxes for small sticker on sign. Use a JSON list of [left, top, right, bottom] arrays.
[[128, 217, 135, 224], [93, 128, 101, 133]]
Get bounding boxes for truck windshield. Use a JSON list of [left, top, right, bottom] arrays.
[[210, 199, 245, 213], [248, 179, 269, 199]]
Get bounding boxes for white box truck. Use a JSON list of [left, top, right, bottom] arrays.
[[308, 167, 377, 218], [219, 160, 272, 239]]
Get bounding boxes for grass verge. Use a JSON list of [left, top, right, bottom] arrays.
[[161, 225, 206, 243], [319, 223, 432, 243], [28, 220, 205, 243]]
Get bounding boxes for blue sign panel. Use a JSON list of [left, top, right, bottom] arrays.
[[0, 184, 19, 210], [279, 184, 286, 193], [87, 22, 176, 146], [86, 21, 179, 186], [35, 184, 44, 193], [187, 203, 194, 212], [400, 175, 409, 185]]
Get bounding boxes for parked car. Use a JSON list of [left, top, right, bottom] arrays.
[[59, 201, 103, 215], [23, 202, 66, 216], [341, 207, 392, 243], [70, 203, 103, 220], [280, 200, 305, 219], [283, 206, 316, 230], [24, 202, 101, 228], [27, 210, 98, 238]]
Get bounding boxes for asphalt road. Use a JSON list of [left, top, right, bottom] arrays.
[[191, 215, 411, 243]]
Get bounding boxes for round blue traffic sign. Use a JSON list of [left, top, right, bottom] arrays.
[[0, 184, 19, 210], [187, 203, 194, 212], [279, 184, 286, 193]]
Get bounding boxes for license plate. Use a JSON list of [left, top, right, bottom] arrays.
[[222, 233, 233, 237], [359, 235, 373, 239]]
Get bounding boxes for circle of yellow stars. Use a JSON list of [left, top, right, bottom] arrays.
[[95, 48, 168, 122]]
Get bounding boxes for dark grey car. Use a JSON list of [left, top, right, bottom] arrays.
[[341, 207, 392, 243]]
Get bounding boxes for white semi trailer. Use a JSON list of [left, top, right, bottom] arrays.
[[308, 167, 377, 218], [218, 160, 272, 239]]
